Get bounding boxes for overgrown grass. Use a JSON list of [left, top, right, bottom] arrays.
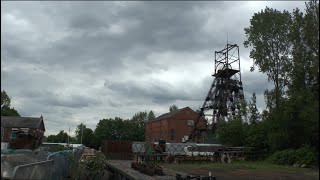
[[160, 160, 319, 177]]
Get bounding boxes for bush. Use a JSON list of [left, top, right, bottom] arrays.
[[294, 147, 317, 165], [268, 149, 296, 165], [80, 151, 107, 173], [268, 147, 316, 166]]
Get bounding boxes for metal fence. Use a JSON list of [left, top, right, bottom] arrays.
[[11, 160, 54, 180], [8, 146, 85, 180], [132, 142, 253, 163]]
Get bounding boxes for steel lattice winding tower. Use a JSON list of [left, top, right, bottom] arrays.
[[189, 44, 244, 142]]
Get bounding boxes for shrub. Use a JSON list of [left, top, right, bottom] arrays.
[[294, 147, 317, 166], [268, 147, 316, 166], [80, 151, 107, 173], [268, 149, 296, 165]]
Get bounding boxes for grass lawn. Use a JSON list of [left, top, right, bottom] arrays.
[[159, 161, 319, 179]]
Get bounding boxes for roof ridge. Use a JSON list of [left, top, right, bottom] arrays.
[[1, 116, 41, 119], [149, 106, 191, 123]]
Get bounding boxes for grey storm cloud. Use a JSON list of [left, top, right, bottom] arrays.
[[23, 90, 102, 108], [1, 1, 306, 135], [107, 80, 193, 104]]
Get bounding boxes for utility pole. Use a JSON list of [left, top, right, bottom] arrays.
[[68, 126, 70, 144], [81, 123, 84, 145]]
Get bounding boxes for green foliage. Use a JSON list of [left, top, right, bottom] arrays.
[[46, 130, 72, 143], [1, 90, 11, 108], [147, 110, 156, 121], [169, 105, 178, 112], [244, 122, 268, 152], [241, 0, 319, 157], [268, 149, 296, 166], [66, 152, 80, 179], [94, 115, 146, 147], [132, 111, 148, 122], [1, 90, 20, 117], [216, 118, 247, 146], [295, 147, 317, 166], [1, 106, 20, 117], [95, 117, 134, 142], [92, 110, 155, 148], [268, 147, 317, 166], [244, 7, 292, 111], [248, 93, 260, 124], [75, 123, 95, 147], [286, 0, 319, 152], [79, 151, 107, 173]]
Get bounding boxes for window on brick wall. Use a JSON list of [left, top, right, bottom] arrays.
[[11, 128, 18, 140], [20, 128, 29, 133], [170, 129, 175, 140], [187, 120, 194, 127]]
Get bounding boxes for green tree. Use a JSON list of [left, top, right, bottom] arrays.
[[169, 105, 178, 112], [47, 135, 57, 143], [248, 93, 260, 124], [56, 130, 69, 143], [75, 123, 95, 147], [147, 110, 156, 121], [216, 117, 247, 146], [82, 128, 94, 147], [245, 123, 268, 153], [69, 136, 77, 144], [75, 123, 86, 143], [1, 106, 20, 117], [94, 113, 150, 148], [1, 90, 11, 108], [131, 111, 149, 141], [284, 0, 319, 151], [94, 117, 132, 146], [244, 7, 292, 111], [131, 111, 148, 123], [1, 90, 20, 117], [47, 130, 72, 143]]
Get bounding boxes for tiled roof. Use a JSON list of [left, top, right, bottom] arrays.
[[148, 107, 192, 123], [1, 116, 45, 131]]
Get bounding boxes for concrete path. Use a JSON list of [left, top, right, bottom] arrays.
[[106, 160, 187, 180]]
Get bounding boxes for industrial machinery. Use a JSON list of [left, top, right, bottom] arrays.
[[188, 44, 244, 142]]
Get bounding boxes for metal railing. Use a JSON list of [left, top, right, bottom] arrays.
[[132, 142, 254, 163], [11, 159, 54, 180], [5, 146, 85, 180]]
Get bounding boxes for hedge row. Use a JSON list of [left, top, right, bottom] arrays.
[[268, 147, 317, 166]]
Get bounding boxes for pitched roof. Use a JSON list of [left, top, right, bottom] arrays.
[[149, 107, 193, 123], [1, 116, 45, 131]]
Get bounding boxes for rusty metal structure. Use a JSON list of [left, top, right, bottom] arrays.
[[189, 44, 244, 142]]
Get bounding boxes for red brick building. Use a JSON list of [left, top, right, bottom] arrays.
[[1, 116, 45, 149], [145, 107, 207, 143]]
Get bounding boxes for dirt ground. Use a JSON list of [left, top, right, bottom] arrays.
[[160, 162, 319, 180]]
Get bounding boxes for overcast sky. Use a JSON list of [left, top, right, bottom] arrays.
[[1, 1, 306, 136]]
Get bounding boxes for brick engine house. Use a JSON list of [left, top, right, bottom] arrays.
[[145, 107, 207, 143]]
